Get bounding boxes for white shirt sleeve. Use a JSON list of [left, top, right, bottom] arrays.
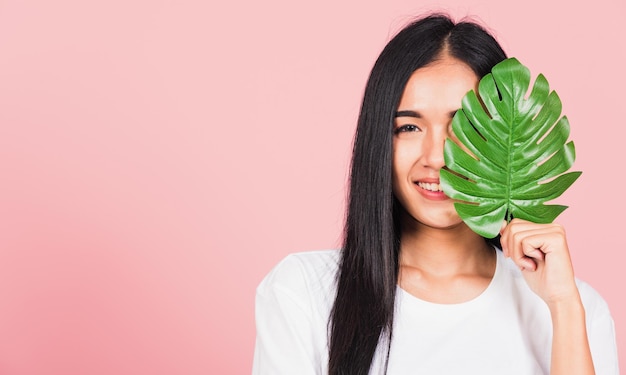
[[252, 255, 326, 375], [578, 281, 620, 375]]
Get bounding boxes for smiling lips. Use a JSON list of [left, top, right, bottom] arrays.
[[417, 181, 443, 192], [415, 181, 448, 200]]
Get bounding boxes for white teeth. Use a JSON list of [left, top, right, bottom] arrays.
[[418, 182, 442, 192]]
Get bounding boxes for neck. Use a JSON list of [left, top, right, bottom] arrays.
[[399, 215, 494, 277]]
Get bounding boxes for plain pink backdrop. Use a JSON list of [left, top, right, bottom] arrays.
[[0, 0, 624, 374]]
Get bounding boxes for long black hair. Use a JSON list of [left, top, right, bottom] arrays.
[[328, 14, 507, 375]]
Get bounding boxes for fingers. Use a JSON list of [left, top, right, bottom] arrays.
[[499, 219, 566, 272], [499, 219, 578, 304]]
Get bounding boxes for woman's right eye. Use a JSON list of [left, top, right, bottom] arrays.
[[394, 124, 421, 134]]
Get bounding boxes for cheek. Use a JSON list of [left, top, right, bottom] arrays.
[[393, 139, 421, 177]]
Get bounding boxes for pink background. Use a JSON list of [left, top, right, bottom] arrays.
[[0, 0, 624, 374]]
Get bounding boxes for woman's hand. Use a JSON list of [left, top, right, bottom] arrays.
[[499, 218, 595, 374], [499, 218, 579, 307]]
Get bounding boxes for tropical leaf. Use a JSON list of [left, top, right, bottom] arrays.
[[439, 58, 581, 238]]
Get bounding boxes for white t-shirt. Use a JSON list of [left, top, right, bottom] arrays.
[[252, 249, 619, 374]]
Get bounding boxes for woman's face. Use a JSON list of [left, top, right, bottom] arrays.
[[392, 55, 479, 230]]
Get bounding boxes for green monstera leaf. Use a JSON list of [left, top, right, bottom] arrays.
[[439, 58, 581, 238]]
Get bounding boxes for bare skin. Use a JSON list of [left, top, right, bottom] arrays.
[[398, 209, 496, 304], [393, 52, 594, 374]]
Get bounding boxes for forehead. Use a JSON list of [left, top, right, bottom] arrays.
[[398, 58, 479, 113]]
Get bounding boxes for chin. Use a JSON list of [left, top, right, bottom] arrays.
[[425, 219, 465, 230], [402, 210, 464, 230]]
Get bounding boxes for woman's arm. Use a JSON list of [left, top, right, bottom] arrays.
[[547, 293, 594, 374], [499, 219, 595, 375]]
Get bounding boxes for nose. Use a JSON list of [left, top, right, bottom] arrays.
[[422, 128, 446, 170]]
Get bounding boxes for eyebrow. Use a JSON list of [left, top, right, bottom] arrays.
[[395, 109, 460, 118], [395, 110, 420, 118]]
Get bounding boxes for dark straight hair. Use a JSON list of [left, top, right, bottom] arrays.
[[328, 14, 507, 375]]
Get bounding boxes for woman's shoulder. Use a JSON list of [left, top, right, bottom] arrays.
[[256, 249, 341, 303], [574, 278, 613, 319], [253, 251, 340, 372]]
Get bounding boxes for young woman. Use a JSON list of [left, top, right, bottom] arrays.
[[252, 14, 618, 375]]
